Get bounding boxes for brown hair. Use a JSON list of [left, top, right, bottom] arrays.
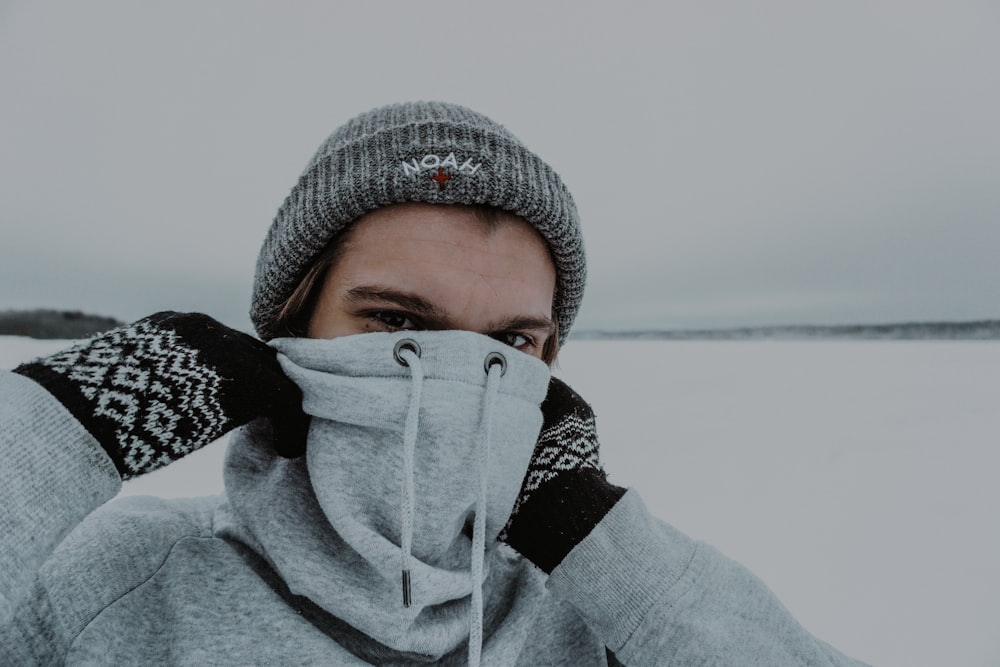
[[272, 204, 560, 364]]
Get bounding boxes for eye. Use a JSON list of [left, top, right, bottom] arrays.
[[369, 311, 420, 331], [491, 331, 534, 351]]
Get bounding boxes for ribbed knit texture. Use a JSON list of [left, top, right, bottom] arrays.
[[251, 101, 585, 342]]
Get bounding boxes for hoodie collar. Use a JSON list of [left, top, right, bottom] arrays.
[[217, 331, 550, 663]]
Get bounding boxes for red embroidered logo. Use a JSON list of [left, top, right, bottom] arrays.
[[429, 167, 452, 191]]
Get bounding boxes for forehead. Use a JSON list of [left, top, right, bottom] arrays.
[[346, 202, 539, 243], [341, 203, 551, 269], [330, 203, 556, 314]]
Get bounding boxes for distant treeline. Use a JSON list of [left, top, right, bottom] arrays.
[[572, 320, 1000, 341], [0, 310, 123, 339], [3, 310, 999, 341]]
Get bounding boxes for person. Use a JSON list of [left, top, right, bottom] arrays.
[[0, 101, 870, 666]]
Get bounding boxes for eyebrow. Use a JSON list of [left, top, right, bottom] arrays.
[[344, 285, 555, 334], [490, 315, 556, 335], [344, 286, 447, 320]]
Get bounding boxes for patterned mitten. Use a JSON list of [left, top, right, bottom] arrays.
[[502, 377, 627, 573], [14, 311, 307, 479]]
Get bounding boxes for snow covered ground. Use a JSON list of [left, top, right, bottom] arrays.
[[4, 336, 998, 666]]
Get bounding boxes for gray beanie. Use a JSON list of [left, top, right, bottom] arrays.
[[251, 101, 585, 342]]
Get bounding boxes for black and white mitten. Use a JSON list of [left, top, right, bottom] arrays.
[[14, 311, 306, 479], [502, 377, 627, 573]]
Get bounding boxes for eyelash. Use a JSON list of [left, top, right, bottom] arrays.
[[364, 311, 536, 351]]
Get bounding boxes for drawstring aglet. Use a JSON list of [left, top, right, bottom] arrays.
[[402, 569, 412, 607]]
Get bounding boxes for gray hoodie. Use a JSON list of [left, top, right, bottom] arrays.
[[0, 331, 872, 665]]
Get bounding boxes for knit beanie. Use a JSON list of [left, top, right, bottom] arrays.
[[251, 101, 585, 343]]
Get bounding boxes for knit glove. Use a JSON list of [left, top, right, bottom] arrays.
[[14, 311, 307, 480], [501, 377, 627, 573]]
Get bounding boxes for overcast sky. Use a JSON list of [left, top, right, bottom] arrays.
[[2, 1, 998, 333]]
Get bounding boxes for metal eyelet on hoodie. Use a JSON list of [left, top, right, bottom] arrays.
[[483, 351, 507, 377], [393, 338, 421, 366]]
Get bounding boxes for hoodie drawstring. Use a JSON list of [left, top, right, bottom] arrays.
[[393, 339, 506, 667], [469, 351, 505, 667], [394, 339, 423, 609]]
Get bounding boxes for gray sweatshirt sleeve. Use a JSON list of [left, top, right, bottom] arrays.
[[0, 371, 122, 624], [546, 489, 872, 666]]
